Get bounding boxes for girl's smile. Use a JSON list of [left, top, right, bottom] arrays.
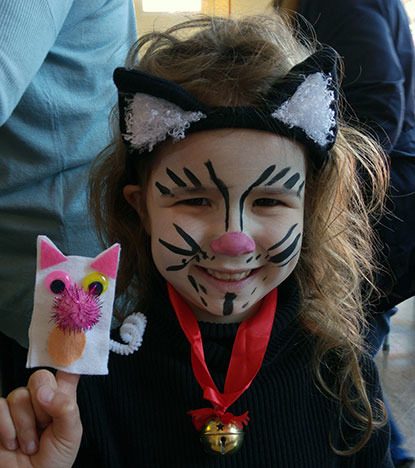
[[196, 265, 263, 292], [124, 128, 306, 323]]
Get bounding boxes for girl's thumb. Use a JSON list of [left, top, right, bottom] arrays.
[[34, 372, 82, 466]]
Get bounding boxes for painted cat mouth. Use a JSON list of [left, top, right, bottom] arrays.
[[204, 268, 258, 282]]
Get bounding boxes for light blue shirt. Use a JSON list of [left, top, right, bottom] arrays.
[[0, 0, 137, 347]]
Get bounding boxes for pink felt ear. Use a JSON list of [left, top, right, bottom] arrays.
[[40, 238, 68, 270], [90, 244, 120, 279]]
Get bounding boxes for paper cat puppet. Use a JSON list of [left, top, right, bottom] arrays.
[[27, 235, 146, 375]]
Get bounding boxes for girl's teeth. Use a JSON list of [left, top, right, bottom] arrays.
[[206, 269, 251, 281]]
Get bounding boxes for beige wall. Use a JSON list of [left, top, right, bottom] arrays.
[[231, 0, 271, 16], [134, 0, 272, 35]]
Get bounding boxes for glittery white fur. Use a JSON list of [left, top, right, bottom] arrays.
[[123, 93, 206, 152], [271, 72, 336, 147]]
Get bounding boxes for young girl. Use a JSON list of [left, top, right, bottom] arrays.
[[0, 14, 392, 468]]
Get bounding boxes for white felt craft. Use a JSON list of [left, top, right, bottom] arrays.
[[27, 236, 146, 375], [271, 72, 336, 147], [123, 93, 206, 153]]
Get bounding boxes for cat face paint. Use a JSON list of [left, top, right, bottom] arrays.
[[137, 129, 306, 323]]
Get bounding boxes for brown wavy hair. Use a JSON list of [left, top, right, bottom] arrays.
[[89, 14, 389, 455]]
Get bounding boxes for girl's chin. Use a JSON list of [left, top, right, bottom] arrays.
[[188, 299, 259, 323]]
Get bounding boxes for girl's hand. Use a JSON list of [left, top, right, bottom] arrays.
[[0, 369, 82, 468]]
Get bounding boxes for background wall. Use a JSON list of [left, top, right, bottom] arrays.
[[134, 0, 271, 35], [134, 0, 415, 38]]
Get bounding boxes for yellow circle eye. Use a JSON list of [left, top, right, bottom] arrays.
[[83, 272, 108, 296]]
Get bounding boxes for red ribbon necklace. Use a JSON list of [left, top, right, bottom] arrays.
[[167, 283, 278, 431]]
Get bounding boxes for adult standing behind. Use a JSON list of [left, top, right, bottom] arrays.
[[0, 0, 137, 370], [274, 0, 415, 314], [273, 1, 415, 467]]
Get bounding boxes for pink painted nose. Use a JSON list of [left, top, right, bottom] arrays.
[[210, 232, 256, 257]]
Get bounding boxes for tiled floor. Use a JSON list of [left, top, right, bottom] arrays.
[[375, 297, 415, 456]]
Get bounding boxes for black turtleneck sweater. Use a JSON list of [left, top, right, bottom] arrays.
[[72, 277, 392, 468]]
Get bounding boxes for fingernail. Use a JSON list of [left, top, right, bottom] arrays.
[[6, 440, 18, 451], [25, 441, 37, 454], [38, 386, 55, 403]]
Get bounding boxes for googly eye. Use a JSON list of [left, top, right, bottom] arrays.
[[83, 272, 108, 296], [45, 271, 71, 294]]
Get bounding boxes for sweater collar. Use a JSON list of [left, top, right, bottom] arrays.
[[147, 275, 302, 369]]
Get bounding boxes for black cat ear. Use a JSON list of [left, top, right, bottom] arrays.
[[114, 68, 207, 154]]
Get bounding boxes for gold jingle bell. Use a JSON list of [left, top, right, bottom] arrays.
[[200, 418, 244, 455]]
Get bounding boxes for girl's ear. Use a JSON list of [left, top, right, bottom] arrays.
[[123, 185, 151, 234], [123, 185, 142, 212]]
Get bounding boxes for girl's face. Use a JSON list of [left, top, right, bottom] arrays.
[[125, 129, 306, 323]]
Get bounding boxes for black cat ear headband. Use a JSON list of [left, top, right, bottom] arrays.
[[114, 46, 339, 169]]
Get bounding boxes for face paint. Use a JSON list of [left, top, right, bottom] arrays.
[[205, 160, 230, 232], [283, 173, 301, 190], [142, 129, 305, 323], [223, 293, 237, 316], [268, 232, 302, 265], [159, 223, 209, 272], [183, 167, 202, 187], [188, 275, 199, 293], [239, 165, 276, 231], [296, 181, 305, 198], [268, 224, 298, 251], [155, 182, 173, 196], [265, 167, 291, 186], [166, 167, 187, 187]]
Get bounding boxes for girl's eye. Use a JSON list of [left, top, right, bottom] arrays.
[[253, 198, 284, 207], [180, 198, 210, 206]]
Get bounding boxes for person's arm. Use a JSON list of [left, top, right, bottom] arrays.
[[0, 0, 74, 125], [300, 0, 406, 152]]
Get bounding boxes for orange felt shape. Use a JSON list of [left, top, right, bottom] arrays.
[[47, 326, 86, 367]]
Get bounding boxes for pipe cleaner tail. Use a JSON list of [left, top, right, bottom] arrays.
[[110, 312, 147, 355]]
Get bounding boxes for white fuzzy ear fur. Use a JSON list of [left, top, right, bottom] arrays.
[[123, 93, 206, 152], [271, 72, 336, 146]]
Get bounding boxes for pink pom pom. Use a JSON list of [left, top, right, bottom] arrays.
[[51, 284, 102, 333]]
